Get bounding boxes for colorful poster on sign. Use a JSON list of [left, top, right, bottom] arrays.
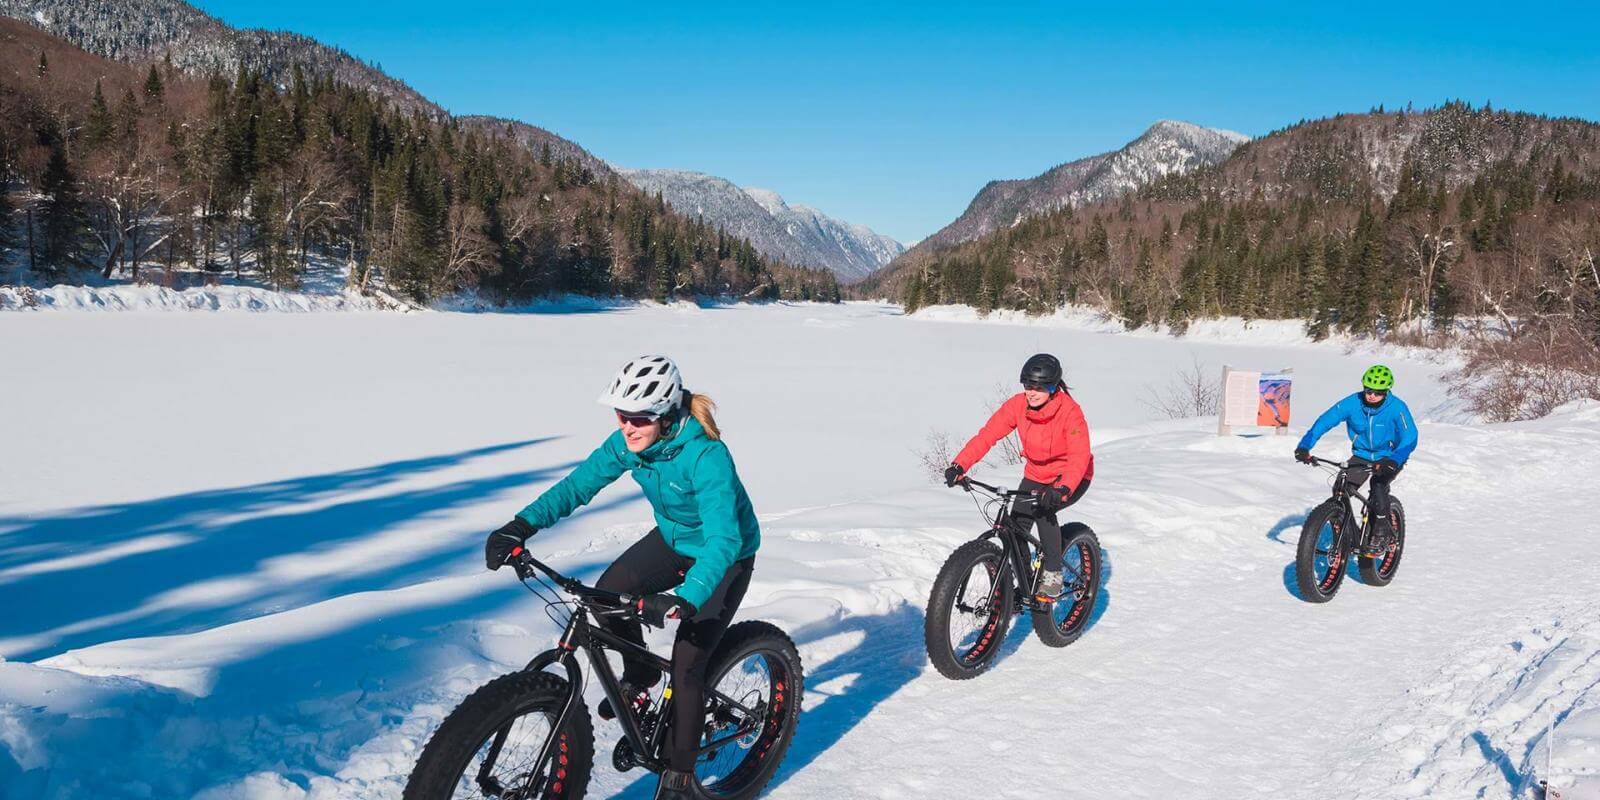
[[1257, 373, 1292, 427]]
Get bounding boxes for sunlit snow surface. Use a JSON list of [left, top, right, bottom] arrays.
[[1, 302, 1596, 799]]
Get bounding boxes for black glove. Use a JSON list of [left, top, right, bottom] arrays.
[[485, 517, 538, 570], [1374, 458, 1401, 478], [1294, 448, 1312, 464], [638, 593, 696, 627], [1034, 485, 1070, 513], [943, 464, 966, 487]]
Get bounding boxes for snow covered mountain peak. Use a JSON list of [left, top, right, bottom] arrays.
[[619, 169, 905, 283], [913, 120, 1250, 251]]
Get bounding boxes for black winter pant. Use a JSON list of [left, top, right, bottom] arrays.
[[1011, 478, 1091, 566], [595, 528, 754, 771], [1343, 457, 1401, 529]]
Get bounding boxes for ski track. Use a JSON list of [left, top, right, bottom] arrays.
[[0, 303, 1595, 799]]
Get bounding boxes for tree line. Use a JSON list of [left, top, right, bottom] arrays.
[[0, 42, 839, 304], [897, 109, 1595, 332]]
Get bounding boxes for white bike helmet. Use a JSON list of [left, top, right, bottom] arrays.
[[598, 355, 683, 417]]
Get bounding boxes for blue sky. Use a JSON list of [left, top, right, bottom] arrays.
[[197, 1, 1599, 243]]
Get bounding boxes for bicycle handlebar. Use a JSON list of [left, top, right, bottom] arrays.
[[953, 475, 1037, 503], [508, 547, 638, 612]]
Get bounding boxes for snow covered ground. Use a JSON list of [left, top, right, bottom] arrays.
[[1, 302, 1595, 799]]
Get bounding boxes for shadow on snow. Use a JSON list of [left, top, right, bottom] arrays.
[[0, 439, 644, 661]]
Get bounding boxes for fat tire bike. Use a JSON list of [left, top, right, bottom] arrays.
[[1294, 455, 1407, 604], [924, 475, 1103, 680], [403, 548, 804, 799]]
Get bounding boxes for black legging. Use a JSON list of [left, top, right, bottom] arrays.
[[595, 528, 754, 772], [1343, 457, 1401, 525], [1011, 478, 1091, 565]]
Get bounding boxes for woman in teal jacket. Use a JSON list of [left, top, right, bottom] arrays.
[[1295, 364, 1418, 551], [484, 355, 760, 799]]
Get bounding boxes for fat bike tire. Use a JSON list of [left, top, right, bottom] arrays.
[[692, 620, 805, 800], [1359, 498, 1406, 586], [403, 671, 592, 800], [1296, 501, 1351, 604], [925, 538, 1014, 680], [1031, 525, 1103, 647]]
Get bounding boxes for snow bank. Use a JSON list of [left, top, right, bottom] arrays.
[[0, 284, 407, 313], [909, 302, 1464, 356]]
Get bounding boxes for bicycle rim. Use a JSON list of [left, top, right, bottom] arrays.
[[695, 647, 796, 796], [1051, 536, 1098, 635], [1312, 514, 1347, 594], [950, 553, 1008, 667], [452, 711, 572, 799]]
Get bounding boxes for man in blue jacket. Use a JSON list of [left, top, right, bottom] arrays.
[[1295, 365, 1419, 553]]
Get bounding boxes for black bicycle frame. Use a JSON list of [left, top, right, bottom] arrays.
[[480, 553, 764, 796], [1310, 456, 1372, 550], [960, 477, 1045, 612]]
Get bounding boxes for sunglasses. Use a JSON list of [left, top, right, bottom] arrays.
[[615, 410, 661, 427], [1363, 389, 1389, 398], [1022, 381, 1055, 393]]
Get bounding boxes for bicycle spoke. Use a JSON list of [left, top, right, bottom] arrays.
[[453, 711, 562, 799]]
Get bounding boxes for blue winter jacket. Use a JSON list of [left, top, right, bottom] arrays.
[[515, 417, 760, 609], [1297, 392, 1420, 465]]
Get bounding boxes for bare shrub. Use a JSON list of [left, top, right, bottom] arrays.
[[1142, 356, 1221, 419], [917, 429, 954, 484], [987, 383, 1025, 465], [1445, 324, 1600, 421]]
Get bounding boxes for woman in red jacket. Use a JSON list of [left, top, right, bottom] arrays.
[[944, 353, 1094, 603]]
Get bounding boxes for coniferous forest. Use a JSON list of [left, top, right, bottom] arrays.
[[0, 20, 840, 304], [865, 104, 1600, 342]]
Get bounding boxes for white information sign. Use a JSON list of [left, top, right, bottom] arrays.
[[1221, 368, 1262, 428]]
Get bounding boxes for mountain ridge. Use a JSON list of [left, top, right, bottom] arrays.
[[0, 0, 443, 116], [914, 119, 1248, 254], [619, 168, 904, 282]]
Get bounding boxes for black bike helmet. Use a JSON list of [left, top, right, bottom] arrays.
[[1019, 353, 1062, 387]]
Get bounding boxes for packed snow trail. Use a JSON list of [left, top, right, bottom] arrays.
[[1, 303, 1595, 799]]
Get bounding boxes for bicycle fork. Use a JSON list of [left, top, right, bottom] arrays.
[[484, 623, 589, 798]]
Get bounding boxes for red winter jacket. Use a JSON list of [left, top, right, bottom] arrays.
[[953, 391, 1094, 490]]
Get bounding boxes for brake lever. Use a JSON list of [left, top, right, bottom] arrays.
[[507, 547, 536, 581]]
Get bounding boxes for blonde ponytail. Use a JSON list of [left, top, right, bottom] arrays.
[[689, 393, 721, 440]]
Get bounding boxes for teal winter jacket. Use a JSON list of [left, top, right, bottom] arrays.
[[515, 417, 760, 609]]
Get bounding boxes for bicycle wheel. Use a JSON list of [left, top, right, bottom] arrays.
[[1359, 498, 1406, 586], [693, 621, 805, 800], [924, 538, 1015, 680], [1295, 501, 1350, 603], [1031, 524, 1102, 647], [403, 671, 593, 800]]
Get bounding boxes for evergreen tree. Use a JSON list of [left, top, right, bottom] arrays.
[[0, 183, 14, 255], [115, 87, 140, 147], [143, 64, 165, 105], [37, 146, 86, 273], [84, 80, 113, 149]]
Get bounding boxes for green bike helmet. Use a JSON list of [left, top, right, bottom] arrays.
[[1361, 365, 1395, 392]]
